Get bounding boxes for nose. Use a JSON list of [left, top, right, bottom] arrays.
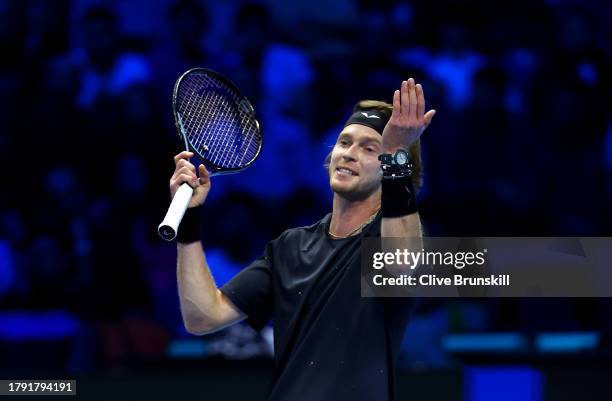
[[342, 144, 359, 162]]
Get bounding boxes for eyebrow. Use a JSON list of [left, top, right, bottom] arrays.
[[338, 132, 381, 144]]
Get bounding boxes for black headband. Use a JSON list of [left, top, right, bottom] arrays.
[[343, 109, 389, 135]]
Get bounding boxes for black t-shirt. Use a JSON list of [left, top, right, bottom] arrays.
[[220, 213, 414, 401]]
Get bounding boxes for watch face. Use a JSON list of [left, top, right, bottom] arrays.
[[394, 150, 408, 165]]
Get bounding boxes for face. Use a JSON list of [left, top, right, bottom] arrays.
[[329, 124, 383, 200]]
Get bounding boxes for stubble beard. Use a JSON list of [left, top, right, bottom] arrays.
[[330, 175, 380, 202]]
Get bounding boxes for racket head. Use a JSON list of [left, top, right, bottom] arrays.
[[172, 67, 263, 174]]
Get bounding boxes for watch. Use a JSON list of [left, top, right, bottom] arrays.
[[378, 149, 413, 180]]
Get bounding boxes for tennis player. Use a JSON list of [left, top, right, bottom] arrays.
[[170, 78, 435, 401]]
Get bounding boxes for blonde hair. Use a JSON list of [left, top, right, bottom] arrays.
[[324, 100, 424, 191]]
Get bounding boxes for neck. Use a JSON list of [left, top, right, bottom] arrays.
[[329, 191, 381, 238]]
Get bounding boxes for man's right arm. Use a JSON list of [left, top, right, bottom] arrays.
[[170, 151, 245, 335], [177, 241, 245, 335]]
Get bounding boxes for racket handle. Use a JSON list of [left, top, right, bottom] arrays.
[[158, 183, 195, 241]]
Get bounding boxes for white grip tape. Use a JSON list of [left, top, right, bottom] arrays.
[[158, 183, 194, 241]]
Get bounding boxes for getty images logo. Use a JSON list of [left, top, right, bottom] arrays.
[[360, 112, 380, 119]]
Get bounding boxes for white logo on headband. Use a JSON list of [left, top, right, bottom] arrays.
[[360, 112, 380, 119]]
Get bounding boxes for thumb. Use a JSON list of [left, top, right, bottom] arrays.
[[423, 109, 436, 126], [198, 164, 210, 184]]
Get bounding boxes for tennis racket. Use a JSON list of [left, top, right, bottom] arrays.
[[158, 68, 263, 241]]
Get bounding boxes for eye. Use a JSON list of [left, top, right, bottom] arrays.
[[366, 147, 375, 152], [339, 139, 349, 146]]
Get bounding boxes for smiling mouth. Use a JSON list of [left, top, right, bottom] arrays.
[[336, 167, 358, 176]]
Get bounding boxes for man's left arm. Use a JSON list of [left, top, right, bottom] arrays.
[[381, 77, 435, 238]]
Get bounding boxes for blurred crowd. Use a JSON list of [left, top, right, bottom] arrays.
[[0, 0, 610, 373]]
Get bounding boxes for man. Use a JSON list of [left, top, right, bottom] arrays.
[[170, 78, 435, 400]]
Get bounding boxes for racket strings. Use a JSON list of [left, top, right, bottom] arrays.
[[182, 83, 232, 162], [194, 87, 225, 160], [184, 78, 228, 160], [176, 72, 261, 169], [197, 78, 232, 161], [201, 92, 253, 166]]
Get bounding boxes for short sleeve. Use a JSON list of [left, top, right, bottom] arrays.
[[219, 242, 274, 331]]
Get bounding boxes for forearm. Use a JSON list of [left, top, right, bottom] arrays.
[[381, 213, 422, 238], [381, 214, 423, 275], [177, 242, 243, 334]]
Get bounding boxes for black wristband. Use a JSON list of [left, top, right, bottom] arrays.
[[381, 177, 418, 217], [177, 206, 202, 243]]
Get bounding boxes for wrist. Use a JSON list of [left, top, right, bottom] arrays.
[[382, 145, 409, 154], [379, 149, 413, 180], [381, 177, 418, 217], [177, 206, 202, 243], [379, 148, 417, 217]]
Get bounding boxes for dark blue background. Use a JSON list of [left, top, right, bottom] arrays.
[[0, 0, 610, 399]]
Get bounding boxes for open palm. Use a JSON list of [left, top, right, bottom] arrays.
[[382, 78, 436, 153]]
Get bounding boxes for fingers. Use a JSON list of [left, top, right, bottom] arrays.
[[173, 173, 198, 188], [171, 164, 210, 189], [393, 89, 400, 115], [416, 83, 425, 119], [399, 78, 418, 119], [174, 151, 193, 165], [176, 158, 196, 174], [400, 80, 410, 115], [408, 78, 418, 119], [171, 154, 198, 188], [175, 165, 195, 178], [169, 153, 211, 198]]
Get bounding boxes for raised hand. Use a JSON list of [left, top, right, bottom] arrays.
[[382, 78, 436, 153], [170, 151, 211, 208]]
